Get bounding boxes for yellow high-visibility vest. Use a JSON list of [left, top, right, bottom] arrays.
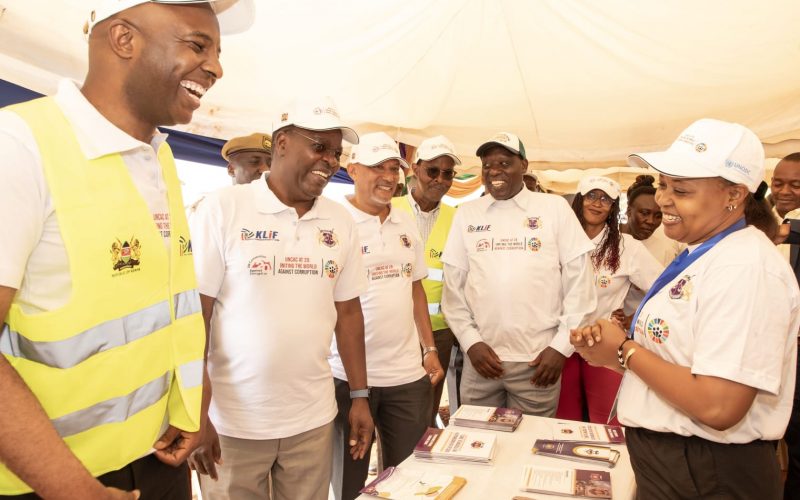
[[392, 196, 455, 331], [0, 97, 205, 494]]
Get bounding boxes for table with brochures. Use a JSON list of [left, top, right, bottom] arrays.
[[356, 415, 636, 500]]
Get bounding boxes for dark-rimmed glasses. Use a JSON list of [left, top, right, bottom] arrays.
[[424, 167, 456, 181], [291, 130, 344, 163], [585, 191, 614, 207]]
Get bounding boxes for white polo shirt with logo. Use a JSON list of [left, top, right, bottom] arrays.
[[589, 230, 662, 322], [328, 200, 427, 387], [441, 188, 595, 361], [619, 226, 800, 443], [190, 176, 367, 439]]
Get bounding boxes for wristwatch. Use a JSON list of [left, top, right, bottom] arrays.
[[422, 346, 438, 357], [349, 388, 370, 399]]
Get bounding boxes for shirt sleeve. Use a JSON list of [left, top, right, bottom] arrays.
[[333, 216, 368, 302], [188, 195, 227, 298], [556, 196, 595, 265], [0, 122, 46, 289], [440, 208, 468, 271], [627, 238, 664, 292], [549, 252, 597, 357], [441, 264, 483, 352], [691, 261, 792, 395]]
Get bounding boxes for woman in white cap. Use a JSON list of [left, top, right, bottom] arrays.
[[556, 176, 661, 424], [571, 119, 799, 499]]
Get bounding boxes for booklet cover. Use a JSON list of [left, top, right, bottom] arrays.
[[553, 422, 625, 444], [360, 466, 467, 500], [451, 405, 523, 432], [414, 427, 497, 464], [531, 440, 620, 468], [521, 465, 612, 499]]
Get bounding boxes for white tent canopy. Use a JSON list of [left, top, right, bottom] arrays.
[[2, 0, 799, 186]]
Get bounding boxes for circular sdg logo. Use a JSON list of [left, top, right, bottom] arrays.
[[647, 318, 670, 344]]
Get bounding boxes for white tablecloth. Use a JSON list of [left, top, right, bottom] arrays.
[[357, 415, 636, 500]]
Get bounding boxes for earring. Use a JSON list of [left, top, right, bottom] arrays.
[[727, 205, 736, 212]]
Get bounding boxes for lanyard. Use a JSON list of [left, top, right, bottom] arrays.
[[629, 218, 747, 339]]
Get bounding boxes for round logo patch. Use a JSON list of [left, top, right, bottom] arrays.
[[597, 275, 611, 288], [323, 260, 340, 279], [528, 237, 542, 252], [646, 317, 670, 344], [524, 217, 541, 230], [401, 263, 413, 278], [669, 275, 693, 301]]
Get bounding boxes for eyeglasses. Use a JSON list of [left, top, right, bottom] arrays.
[[585, 191, 614, 207], [424, 166, 456, 181], [291, 130, 344, 163]]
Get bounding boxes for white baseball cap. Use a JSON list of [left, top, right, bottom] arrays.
[[476, 132, 527, 159], [349, 132, 409, 168], [413, 135, 462, 165], [272, 96, 359, 145], [86, 0, 255, 36], [578, 176, 621, 199], [628, 118, 764, 193]]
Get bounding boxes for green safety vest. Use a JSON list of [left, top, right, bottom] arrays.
[[392, 196, 455, 331], [0, 97, 205, 494]]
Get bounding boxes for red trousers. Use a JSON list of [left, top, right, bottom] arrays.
[[557, 353, 622, 425]]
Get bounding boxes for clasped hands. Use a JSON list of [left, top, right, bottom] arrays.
[[570, 318, 628, 370]]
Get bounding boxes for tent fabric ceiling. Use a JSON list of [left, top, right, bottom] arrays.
[[1, 0, 799, 188]]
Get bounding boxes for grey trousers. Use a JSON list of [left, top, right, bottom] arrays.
[[460, 356, 560, 417], [200, 422, 333, 500], [331, 375, 433, 500]]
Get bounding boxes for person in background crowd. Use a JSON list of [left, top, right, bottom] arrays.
[[442, 132, 596, 416], [331, 132, 443, 500], [771, 152, 800, 500], [523, 165, 545, 192], [771, 153, 800, 222], [0, 1, 253, 498], [620, 175, 682, 267], [557, 176, 661, 424], [572, 118, 798, 499], [189, 96, 373, 500], [222, 132, 272, 184], [392, 135, 460, 427]]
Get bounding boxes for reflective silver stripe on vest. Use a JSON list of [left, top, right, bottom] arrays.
[[174, 289, 201, 320], [0, 301, 171, 369], [428, 303, 440, 315], [426, 268, 444, 282], [51, 371, 171, 438], [179, 359, 204, 389]]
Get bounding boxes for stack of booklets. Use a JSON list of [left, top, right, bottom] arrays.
[[552, 422, 625, 444], [414, 427, 497, 465], [531, 440, 620, 468], [520, 465, 612, 499], [450, 404, 523, 432], [360, 466, 467, 500]]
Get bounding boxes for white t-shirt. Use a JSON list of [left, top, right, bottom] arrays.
[[619, 226, 800, 443], [0, 79, 171, 314], [441, 188, 596, 361], [641, 225, 683, 267], [328, 201, 427, 387], [589, 230, 662, 323], [190, 176, 367, 439]]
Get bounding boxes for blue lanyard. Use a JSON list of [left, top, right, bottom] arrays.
[[629, 218, 747, 338]]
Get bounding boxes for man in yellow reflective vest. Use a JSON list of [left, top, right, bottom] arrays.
[[0, 1, 253, 498], [392, 135, 460, 426]]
